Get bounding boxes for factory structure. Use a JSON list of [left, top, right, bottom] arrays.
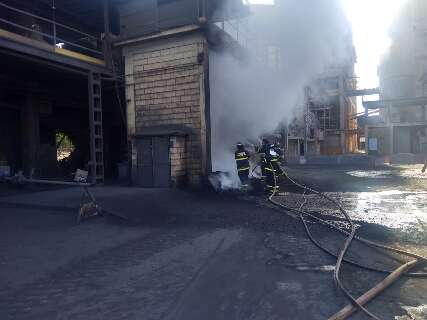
[[293, 67, 359, 158], [243, 3, 359, 161], [0, 0, 364, 188], [0, 0, 252, 187], [0, 0, 123, 184], [363, 0, 427, 161]]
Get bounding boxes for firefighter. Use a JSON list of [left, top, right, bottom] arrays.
[[235, 143, 250, 189], [260, 139, 279, 194], [257, 139, 270, 181], [270, 142, 284, 178]]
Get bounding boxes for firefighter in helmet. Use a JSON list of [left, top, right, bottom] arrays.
[[270, 142, 285, 178], [258, 139, 278, 194], [258, 139, 270, 181], [235, 142, 250, 189]]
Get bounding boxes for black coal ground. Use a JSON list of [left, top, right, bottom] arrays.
[[0, 165, 426, 319]]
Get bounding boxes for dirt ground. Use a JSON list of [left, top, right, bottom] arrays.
[[0, 165, 426, 320]]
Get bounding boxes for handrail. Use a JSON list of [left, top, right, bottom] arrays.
[[56, 37, 104, 55], [0, 17, 52, 39], [0, 1, 100, 41], [0, 17, 103, 56], [0, 1, 104, 60]]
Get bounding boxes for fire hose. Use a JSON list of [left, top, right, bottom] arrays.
[[265, 165, 427, 319]]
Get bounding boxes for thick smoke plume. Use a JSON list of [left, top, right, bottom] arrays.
[[209, 0, 352, 176]]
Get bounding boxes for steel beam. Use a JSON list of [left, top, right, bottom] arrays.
[[345, 88, 380, 97], [0, 36, 112, 75], [0, 47, 88, 76]]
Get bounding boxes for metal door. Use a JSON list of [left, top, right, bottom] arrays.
[[137, 138, 154, 187], [153, 137, 170, 187], [136, 137, 170, 187]]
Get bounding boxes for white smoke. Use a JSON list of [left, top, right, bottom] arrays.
[[209, 0, 353, 175], [379, 1, 418, 100]]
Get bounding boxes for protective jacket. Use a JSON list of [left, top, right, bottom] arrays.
[[235, 148, 250, 188], [235, 150, 250, 172]]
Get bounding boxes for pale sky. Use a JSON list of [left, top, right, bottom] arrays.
[[341, 0, 409, 89], [247, 0, 409, 90]]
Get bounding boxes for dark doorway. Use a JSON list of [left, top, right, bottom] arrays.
[[300, 141, 305, 156], [0, 107, 21, 173], [136, 137, 170, 187]]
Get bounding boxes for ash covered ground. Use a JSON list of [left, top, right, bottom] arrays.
[[0, 165, 426, 320]]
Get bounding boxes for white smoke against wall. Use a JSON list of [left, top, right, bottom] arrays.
[[209, 0, 352, 175], [379, 1, 418, 100]]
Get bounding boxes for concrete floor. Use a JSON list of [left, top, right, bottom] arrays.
[[0, 165, 426, 319]]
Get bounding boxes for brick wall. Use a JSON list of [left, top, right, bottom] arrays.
[[170, 136, 187, 186], [124, 32, 208, 186]]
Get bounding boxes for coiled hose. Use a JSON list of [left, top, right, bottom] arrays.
[[267, 166, 427, 319]]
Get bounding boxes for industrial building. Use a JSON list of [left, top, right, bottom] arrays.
[[244, 3, 359, 162], [0, 0, 359, 188], [364, 0, 427, 160], [0, 0, 251, 187], [0, 0, 125, 184], [294, 69, 359, 158], [115, 0, 247, 187]]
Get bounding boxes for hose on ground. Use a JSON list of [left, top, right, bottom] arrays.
[[277, 170, 427, 265], [268, 167, 427, 317], [297, 188, 408, 275], [269, 167, 382, 319], [275, 198, 427, 274], [273, 197, 427, 277]]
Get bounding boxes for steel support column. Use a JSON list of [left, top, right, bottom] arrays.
[[338, 75, 346, 153], [88, 71, 104, 184], [103, 0, 112, 69]]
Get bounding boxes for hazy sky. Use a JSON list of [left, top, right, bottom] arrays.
[[247, 0, 409, 89]]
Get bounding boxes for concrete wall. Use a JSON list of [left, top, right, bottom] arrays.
[[0, 107, 21, 172], [124, 31, 209, 185], [286, 139, 319, 165], [287, 139, 300, 157], [321, 133, 341, 155], [119, 0, 199, 38], [394, 126, 411, 153], [367, 127, 390, 155], [169, 135, 188, 186], [21, 94, 40, 176]]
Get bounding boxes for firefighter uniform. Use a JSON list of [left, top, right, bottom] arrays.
[[235, 144, 250, 188], [261, 140, 279, 194], [259, 153, 267, 181], [270, 144, 284, 177], [264, 163, 278, 193], [258, 139, 270, 181]]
